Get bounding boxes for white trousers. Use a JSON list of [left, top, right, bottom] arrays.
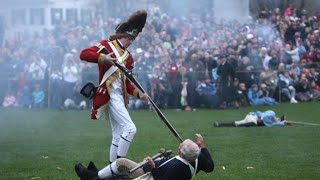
[[234, 114, 258, 126], [107, 91, 136, 162], [108, 91, 136, 143]]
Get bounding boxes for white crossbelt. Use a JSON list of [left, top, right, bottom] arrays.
[[98, 42, 129, 86], [133, 156, 198, 180], [157, 156, 198, 179], [175, 156, 198, 179]]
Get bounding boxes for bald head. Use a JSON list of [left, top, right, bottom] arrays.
[[179, 139, 200, 162]]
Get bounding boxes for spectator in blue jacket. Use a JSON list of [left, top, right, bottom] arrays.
[[32, 83, 45, 108], [247, 84, 278, 106]]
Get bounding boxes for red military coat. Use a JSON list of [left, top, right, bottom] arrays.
[[80, 40, 139, 119]]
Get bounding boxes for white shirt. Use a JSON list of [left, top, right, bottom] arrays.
[[62, 65, 78, 83]]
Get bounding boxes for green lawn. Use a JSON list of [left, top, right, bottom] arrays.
[[0, 102, 320, 180]]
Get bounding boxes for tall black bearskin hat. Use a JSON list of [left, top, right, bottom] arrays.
[[110, 10, 147, 40]]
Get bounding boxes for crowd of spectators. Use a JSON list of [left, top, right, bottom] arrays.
[[0, 3, 320, 111]]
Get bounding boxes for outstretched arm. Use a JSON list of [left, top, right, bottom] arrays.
[[195, 134, 214, 173]]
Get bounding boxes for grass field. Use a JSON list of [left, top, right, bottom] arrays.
[[1, 102, 320, 180]]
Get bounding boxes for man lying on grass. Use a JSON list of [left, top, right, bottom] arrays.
[[213, 110, 290, 127], [75, 134, 214, 180]]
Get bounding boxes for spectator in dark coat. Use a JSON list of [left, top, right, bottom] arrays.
[[217, 54, 236, 108]]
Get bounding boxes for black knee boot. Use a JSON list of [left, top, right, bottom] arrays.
[[213, 122, 235, 127]]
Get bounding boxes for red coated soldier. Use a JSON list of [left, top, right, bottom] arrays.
[[79, 10, 148, 164]]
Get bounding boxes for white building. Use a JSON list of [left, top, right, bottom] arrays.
[[0, 0, 97, 38], [0, 0, 250, 39], [214, 0, 250, 22]]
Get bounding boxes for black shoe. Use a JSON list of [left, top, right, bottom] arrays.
[[75, 163, 100, 180], [87, 161, 98, 173], [280, 115, 286, 121], [75, 163, 85, 179]]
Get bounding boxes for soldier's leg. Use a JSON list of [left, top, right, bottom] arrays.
[[109, 93, 136, 160], [108, 106, 121, 163]]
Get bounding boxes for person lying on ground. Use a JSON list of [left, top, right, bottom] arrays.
[[75, 133, 214, 180], [213, 110, 290, 127]]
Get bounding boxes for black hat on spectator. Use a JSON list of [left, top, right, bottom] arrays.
[[259, 10, 268, 19], [110, 10, 147, 40]]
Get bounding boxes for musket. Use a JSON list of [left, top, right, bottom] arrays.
[[113, 62, 183, 142], [286, 120, 320, 126], [129, 149, 172, 173]]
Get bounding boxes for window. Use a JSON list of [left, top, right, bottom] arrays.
[[12, 9, 27, 26], [51, 8, 63, 25], [80, 9, 92, 25], [66, 9, 78, 24], [30, 8, 45, 25]]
